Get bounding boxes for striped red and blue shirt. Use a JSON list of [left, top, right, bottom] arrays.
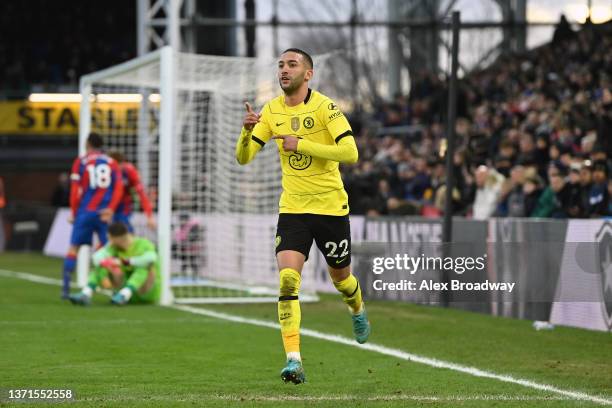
[[69, 151, 124, 216], [116, 162, 153, 217]]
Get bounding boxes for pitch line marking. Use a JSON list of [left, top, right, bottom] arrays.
[[77, 394, 585, 402], [1, 268, 611, 406], [172, 305, 612, 406], [212, 394, 587, 402], [0, 268, 66, 286]]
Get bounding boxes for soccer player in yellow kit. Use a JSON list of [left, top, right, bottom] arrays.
[[235, 48, 370, 384]]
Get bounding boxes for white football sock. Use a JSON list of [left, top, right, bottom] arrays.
[[82, 286, 93, 298], [286, 351, 301, 362], [119, 287, 133, 301]]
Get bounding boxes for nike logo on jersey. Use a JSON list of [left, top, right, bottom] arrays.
[[336, 257, 348, 264], [276, 122, 285, 126]]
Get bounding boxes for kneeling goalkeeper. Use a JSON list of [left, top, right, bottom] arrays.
[[69, 222, 161, 306], [236, 48, 370, 384]]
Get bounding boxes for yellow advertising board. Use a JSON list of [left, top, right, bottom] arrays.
[[0, 101, 158, 135]]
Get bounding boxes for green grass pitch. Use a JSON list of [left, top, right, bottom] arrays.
[[0, 251, 610, 407]]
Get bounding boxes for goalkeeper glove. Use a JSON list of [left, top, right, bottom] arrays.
[[100, 257, 121, 275]]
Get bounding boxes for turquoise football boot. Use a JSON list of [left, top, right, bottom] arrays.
[[68, 292, 91, 306], [352, 304, 371, 344], [280, 359, 305, 384], [111, 291, 129, 305]]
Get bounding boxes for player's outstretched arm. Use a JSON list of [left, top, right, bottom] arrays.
[[127, 250, 158, 268], [281, 98, 358, 164], [273, 133, 358, 164], [296, 133, 358, 164], [236, 102, 267, 165]]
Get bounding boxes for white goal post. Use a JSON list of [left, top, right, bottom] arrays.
[[78, 46, 322, 305]]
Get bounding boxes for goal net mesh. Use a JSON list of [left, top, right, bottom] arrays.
[[84, 50, 331, 303]]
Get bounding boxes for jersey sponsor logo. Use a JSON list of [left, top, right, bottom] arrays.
[[328, 111, 343, 121], [291, 117, 300, 132], [288, 153, 312, 170], [328, 102, 338, 111], [336, 256, 348, 264], [303, 116, 314, 129], [275, 122, 285, 127]]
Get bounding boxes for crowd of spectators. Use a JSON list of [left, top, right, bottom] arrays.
[[2, 3, 610, 220], [344, 18, 612, 219], [0, 1, 135, 93]]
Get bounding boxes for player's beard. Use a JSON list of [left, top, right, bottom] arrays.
[[279, 73, 305, 95]]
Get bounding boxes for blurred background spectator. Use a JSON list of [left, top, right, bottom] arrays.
[[50, 173, 70, 207], [345, 18, 611, 219], [1, 4, 610, 220], [0, 1, 135, 93]]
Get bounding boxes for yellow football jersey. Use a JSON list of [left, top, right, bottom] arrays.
[[237, 89, 357, 216]]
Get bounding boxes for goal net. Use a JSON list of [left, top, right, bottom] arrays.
[[79, 47, 326, 304]]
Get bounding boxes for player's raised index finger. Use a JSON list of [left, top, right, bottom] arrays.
[[245, 102, 254, 113]]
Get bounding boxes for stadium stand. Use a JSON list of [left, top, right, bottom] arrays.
[[0, 0, 135, 93], [344, 19, 612, 219], [0, 3, 609, 220]]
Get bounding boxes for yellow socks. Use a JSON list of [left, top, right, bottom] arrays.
[[277, 269, 363, 361], [333, 273, 363, 314], [278, 268, 301, 360]]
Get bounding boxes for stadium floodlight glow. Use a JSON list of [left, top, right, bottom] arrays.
[[564, 3, 612, 24], [95, 94, 143, 103], [28, 93, 82, 103], [589, 5, 612, 23]]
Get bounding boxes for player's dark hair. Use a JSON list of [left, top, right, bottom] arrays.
[[108, 222, 129, 237], [87, 133, 104, 149], [282, 48, 313, 69], [108, 151, 126, 163]]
